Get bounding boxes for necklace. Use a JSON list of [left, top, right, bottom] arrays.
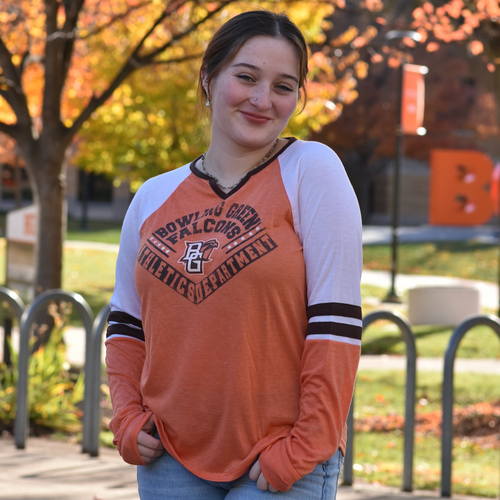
[[200, 138, 279, 191]]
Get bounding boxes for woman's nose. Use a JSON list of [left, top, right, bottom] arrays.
[[250, 87, 271, 109]]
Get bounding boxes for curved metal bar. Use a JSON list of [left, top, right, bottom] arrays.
[[0, 287, 26, 323], [0, 288, 25, 365], [14, 290, 94, 453], [342, 401, 354, 485], [87, 304, 111, 457], [345, 310, 416, 492], [441, 315, 500, 498]]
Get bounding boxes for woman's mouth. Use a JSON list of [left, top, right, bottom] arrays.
[[240, 111, 271, 124]]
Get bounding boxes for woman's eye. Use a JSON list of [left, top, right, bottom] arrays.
[[276, 84, 293, 92], [236, 74, 253, 81]]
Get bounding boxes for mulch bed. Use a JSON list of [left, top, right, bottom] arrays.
[[354, 401, 500, 448]]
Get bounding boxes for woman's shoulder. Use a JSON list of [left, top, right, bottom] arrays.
[[126, 163, 193, 221], [281, 139, 344, 174], [136, 163, 192, 197]]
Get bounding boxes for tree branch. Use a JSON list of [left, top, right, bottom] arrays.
[[0, 37, 33, 131], [78, 1, 152, 40], [137, 0, 234, 64], [0, 121, 17, 139], [149, 53, 204, 66], [42, 0, 84, 132], [67, 1, 232, 140], [129, 0, 189, 63]]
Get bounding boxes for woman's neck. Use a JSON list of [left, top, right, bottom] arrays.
[[199, 138, 284, 190]]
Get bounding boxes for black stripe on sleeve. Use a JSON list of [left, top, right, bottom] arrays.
[[107, 311, 143, 329], [106, 324, 145, 342], [306, 321, 362, 341], [307, 302, 362, 320]]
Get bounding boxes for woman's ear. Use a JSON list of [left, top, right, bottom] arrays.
[[201, 68, 209, 94]]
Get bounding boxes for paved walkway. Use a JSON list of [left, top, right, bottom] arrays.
[[0, 437, 488, 500]]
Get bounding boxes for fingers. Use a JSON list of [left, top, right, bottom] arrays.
[[256, 473, 269, 491], [137, 430, 164, 464], [142, 414, 156, 434], [249, 460, 261, 481], [249, 460, 278, 492]]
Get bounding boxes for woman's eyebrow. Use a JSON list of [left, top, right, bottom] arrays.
[[232, 62, 299, 83]]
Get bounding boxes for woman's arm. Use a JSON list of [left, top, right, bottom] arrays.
[[105, 186, 162, 465], [259, 142, 363, 491]]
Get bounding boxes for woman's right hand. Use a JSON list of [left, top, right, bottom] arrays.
[[137, 415, 165, 464]]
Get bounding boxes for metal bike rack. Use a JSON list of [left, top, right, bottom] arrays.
[[87, 304, 111, 457], [0, 287, 26, 364], [344, 310, 417, 492], [14, 290, 94, 453], [441, 314, 500, 498]]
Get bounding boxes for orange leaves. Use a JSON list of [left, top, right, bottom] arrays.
[[446, 0, 465, 19], [360, 0, 383, 12], [413, 7, 426, 22], [423, 2, 434, 15], [468, 40, 484, 55], [426, 41, 440, 52]]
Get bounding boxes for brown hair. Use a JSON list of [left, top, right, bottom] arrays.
[[199, 10, 308, 111]]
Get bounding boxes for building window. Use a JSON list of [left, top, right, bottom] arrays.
[[78, 171, 113, 203]]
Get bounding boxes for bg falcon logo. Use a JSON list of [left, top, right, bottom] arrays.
[[179, 239, 219, 274]]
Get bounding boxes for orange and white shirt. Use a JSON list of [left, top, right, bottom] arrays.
[[105, 138, 362, 492]]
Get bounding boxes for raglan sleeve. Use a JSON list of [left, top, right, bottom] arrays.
[[259, 143, 363, 491], [105, 189, 153, 466]]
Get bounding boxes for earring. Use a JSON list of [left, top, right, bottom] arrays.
[[206, 97, 210, 107]]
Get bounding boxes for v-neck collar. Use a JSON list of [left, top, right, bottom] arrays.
[[190, 138, 297, 200]]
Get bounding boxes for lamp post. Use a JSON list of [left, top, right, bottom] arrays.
[[384, 30, 424, 303]]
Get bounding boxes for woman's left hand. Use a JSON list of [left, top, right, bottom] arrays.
[[249, 460, 279, 492]]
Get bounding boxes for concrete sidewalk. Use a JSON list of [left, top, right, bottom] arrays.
[[0, 437, 488, 500]]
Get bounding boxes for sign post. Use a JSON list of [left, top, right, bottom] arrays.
[[6, 205, 38, 302]]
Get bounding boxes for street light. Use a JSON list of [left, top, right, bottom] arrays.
[[384, 30, 425, 303]]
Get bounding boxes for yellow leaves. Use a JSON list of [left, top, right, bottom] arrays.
[[330, 25, 359, 48], [354, 60, 369, 79]]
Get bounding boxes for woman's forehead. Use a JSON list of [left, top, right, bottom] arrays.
[[231, 36, 300, 72]]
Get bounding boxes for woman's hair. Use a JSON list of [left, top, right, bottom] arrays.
[[199, 10, 308, 111]]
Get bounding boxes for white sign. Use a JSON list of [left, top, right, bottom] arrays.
[[6, 205, 38, 244]]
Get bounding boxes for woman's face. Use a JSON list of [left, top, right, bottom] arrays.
[[205, 36, 300, 152]]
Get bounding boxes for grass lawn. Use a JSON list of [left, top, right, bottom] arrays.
[[66, 218, 122, 244], [63, 246, 117, 318], [352, 370, 500, 498], [361, 319, 500, 359], [363, 241, 499, 283]]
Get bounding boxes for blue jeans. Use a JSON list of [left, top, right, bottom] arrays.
[[137, 448, 344, 499]]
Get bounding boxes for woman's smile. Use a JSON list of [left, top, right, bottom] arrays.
[[207, 35, 300, 153], [239, 110, 272, 124]]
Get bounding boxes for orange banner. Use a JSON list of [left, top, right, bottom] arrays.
[[401, 64, 426, 135]]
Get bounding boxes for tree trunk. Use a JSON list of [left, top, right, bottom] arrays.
[[24, 143, 66, 296], [13, 149, 22, 209]]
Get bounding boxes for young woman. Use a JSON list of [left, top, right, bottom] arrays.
[[106, 10, 362, 499]]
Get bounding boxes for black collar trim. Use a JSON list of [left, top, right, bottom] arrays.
[[189, 137, 297, 200]]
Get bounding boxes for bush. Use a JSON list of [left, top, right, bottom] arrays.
[[0, 302, 84, 434]]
